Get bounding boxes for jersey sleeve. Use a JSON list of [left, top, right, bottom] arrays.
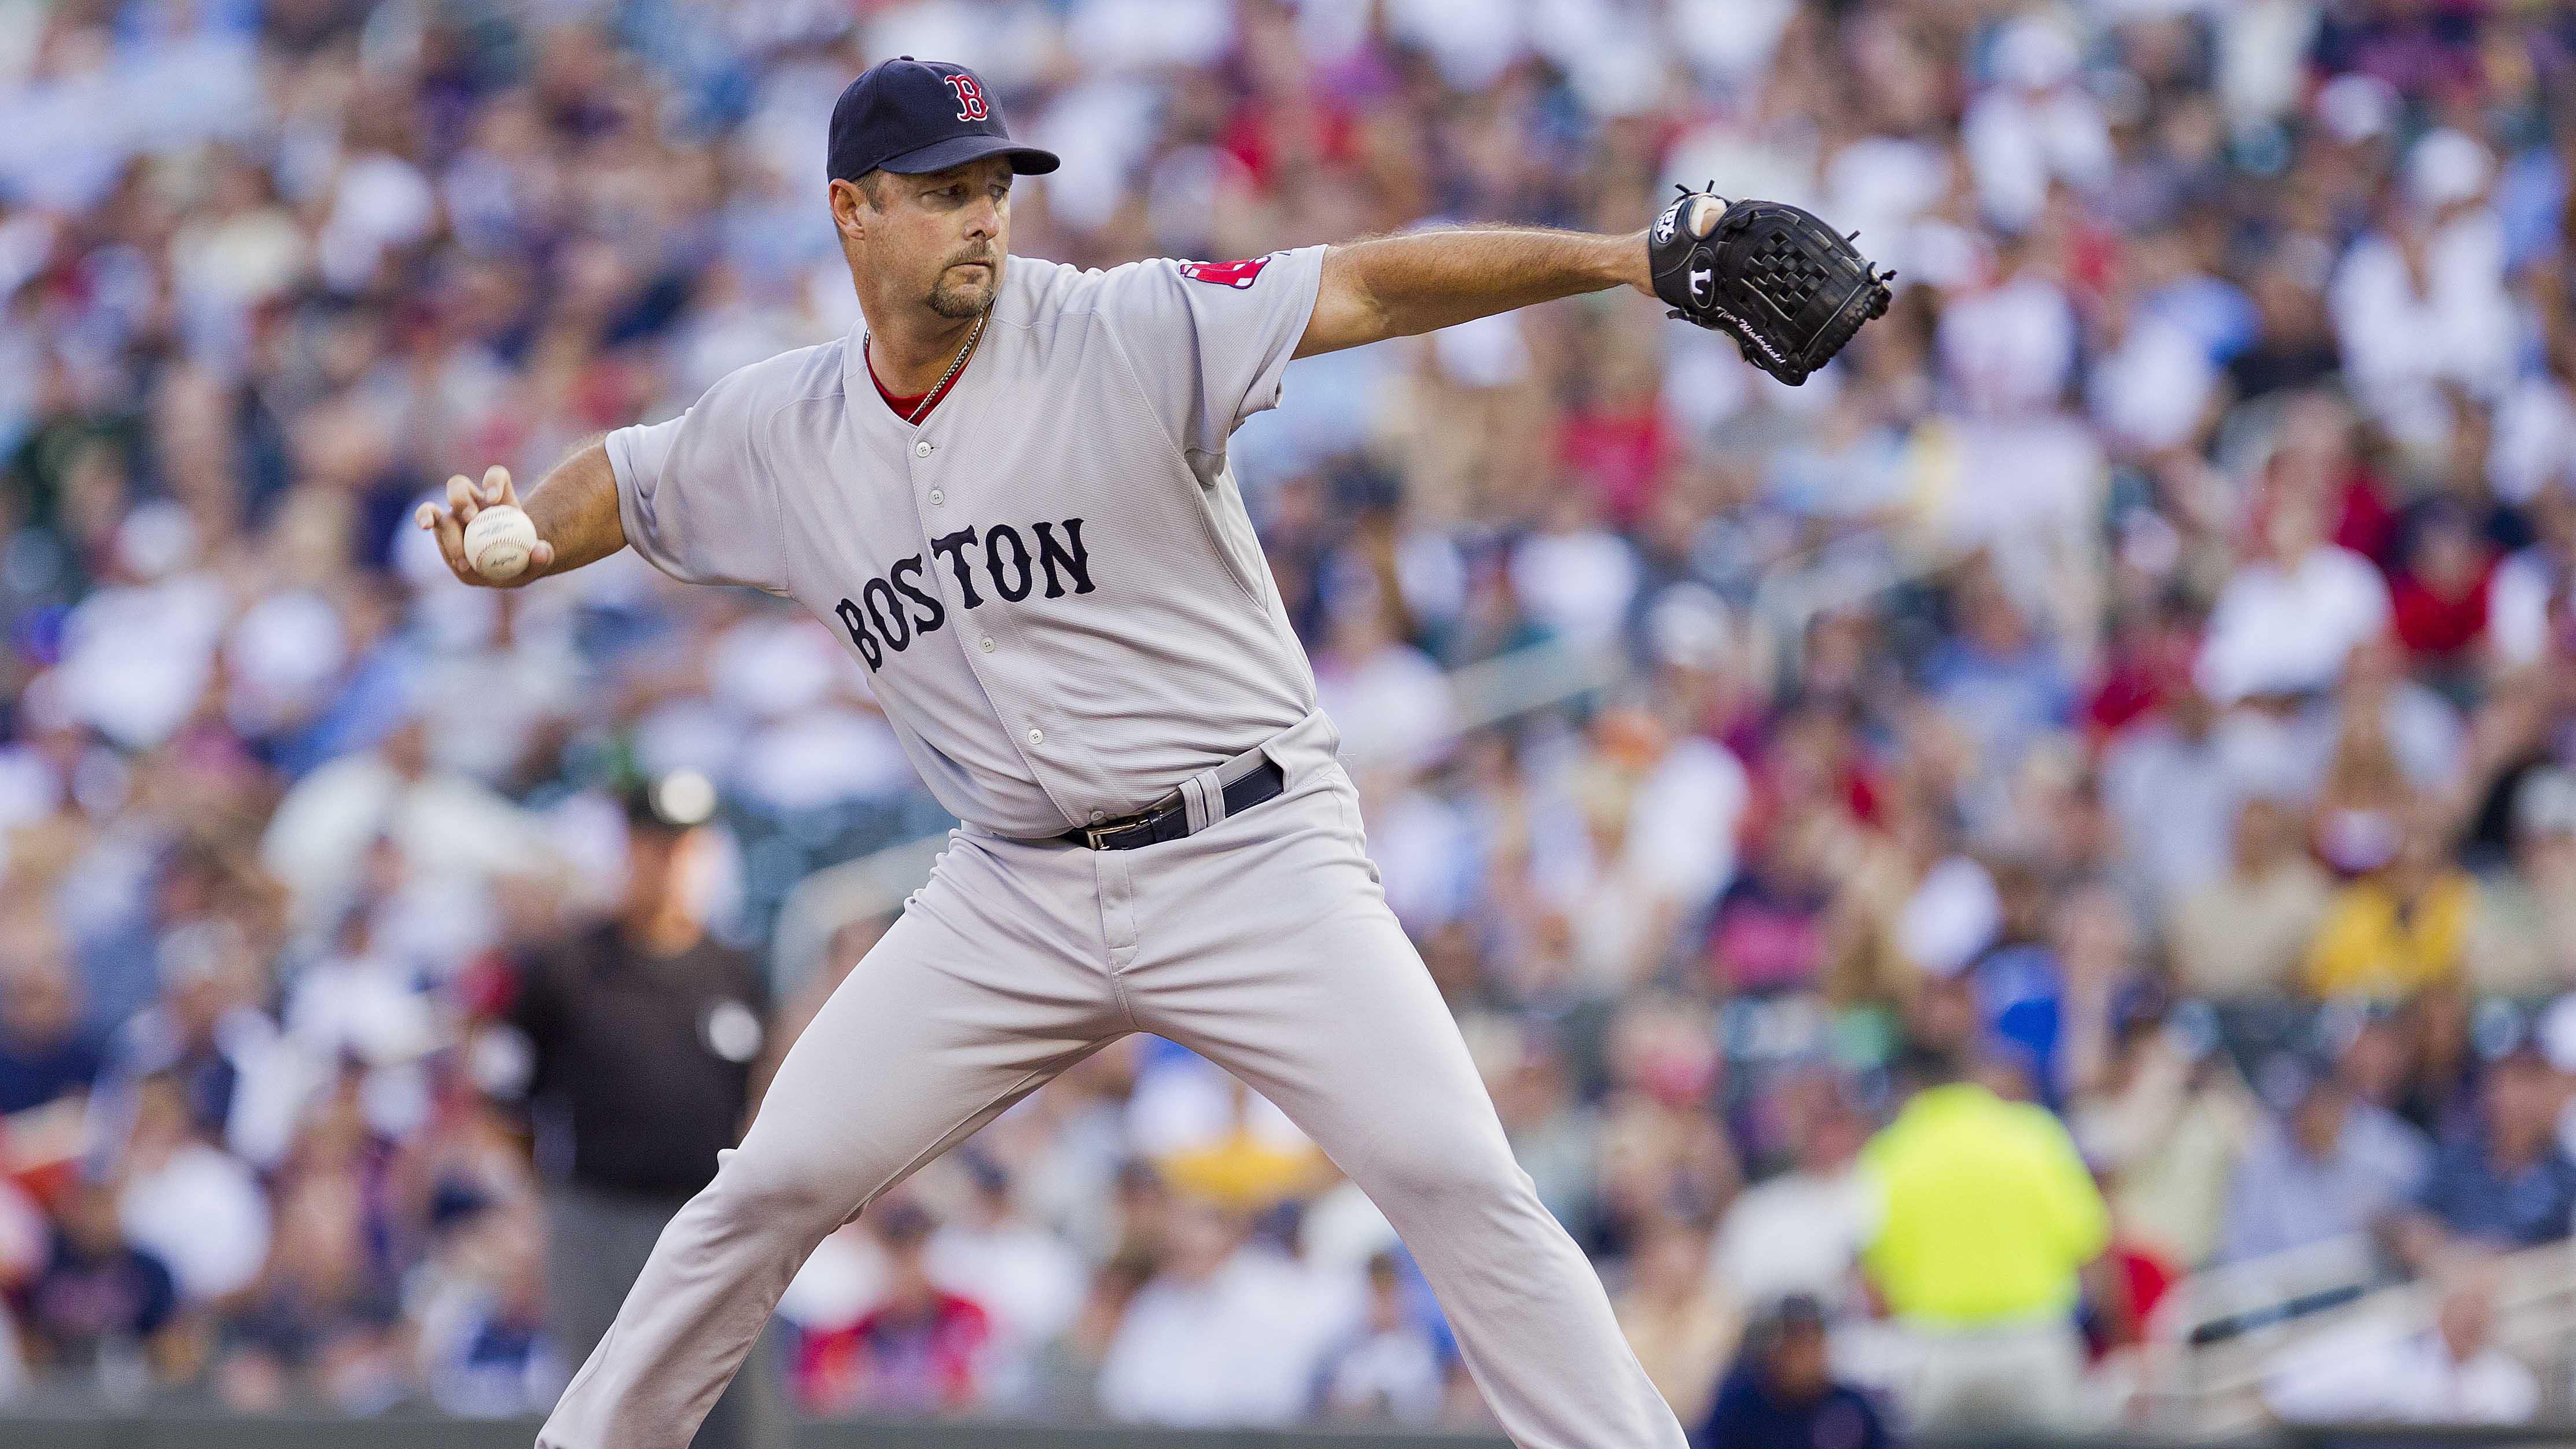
[[1093, 244, 1327, 465], [605, 363, 789, 594]]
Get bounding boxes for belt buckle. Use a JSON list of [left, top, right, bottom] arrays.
[[1084, 789, 1183, 849]]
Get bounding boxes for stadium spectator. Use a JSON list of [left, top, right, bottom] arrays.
[[2218, 1049, 2430, 1266], [2401, 1032, 2576, 1261], [794, 1200, 990, 1418], [1923, 561, 2076, 830], [1096, 1198, 1349, 1428], [1696, 1293, 1891, 1449], [1595, 999, 1742, 1259], [1856, 1051, 2108, 1431], [1956, 858, 2072, 1105], [2099, 636, 2236, 914], [2390, 500, 2498, 675], [2489, 477, 2576, 671], [1708, 1075, 1872, 1311], [211, 1087, 409, 1413], [1013, 1252, 1150, 1423], [2164, 794, 2332, 1002], [23, 1178, 179, 1400], [2305, 803, 2480, 1001], [1312, 1251, 1445, 1426], [2262, 1253, 2538, 1428], [2067, 981, 2257, 1272], [2385, 988, 2486, 1143], [1613, 1216, 1739, 1428], [413, 1200, 562, 1418], [2196, 480, 2391, 708], [86, 919, 306, 1173], [2466, 769, 2576, 996], [1486, 1026, 1606, 1251], [0, 926, 103, 1115], [107, 1072, 269, 1307], [1704, 812, 1836, 997], [922, 1154, 1085, 1410]]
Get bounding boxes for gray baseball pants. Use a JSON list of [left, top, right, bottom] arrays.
[[535, 711, 1685, 1448]]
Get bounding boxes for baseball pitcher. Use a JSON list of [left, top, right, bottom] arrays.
[[417, 57, 1888, 1449]]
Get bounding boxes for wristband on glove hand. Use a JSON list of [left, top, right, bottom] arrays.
[[1648, 184, 1895, 386]]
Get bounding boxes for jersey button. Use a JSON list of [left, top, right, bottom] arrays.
[[1027, 727, 1044, 746], [978, 635, 995, 653], [914, 440, 933, 458], [928, 488, 944, 506], [1089, 810, 1107, 823]]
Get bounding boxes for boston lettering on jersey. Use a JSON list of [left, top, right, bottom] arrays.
[[833, 517, 1095, 670]]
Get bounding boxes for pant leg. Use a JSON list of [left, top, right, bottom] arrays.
[[691, 1319, 783, 1449], [1901, 1322, 2085, 1433], [1896, 1330, 1979, 1432], [1999, 1322, 2087, 1430], [1114, 757, 1687, 1449], [535, 830, 1126, 1449], [546, 1187, 774, 1449], [544, 1186, 665, 1384]]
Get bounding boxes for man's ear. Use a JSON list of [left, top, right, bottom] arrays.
[[829, 178, 869, 243]]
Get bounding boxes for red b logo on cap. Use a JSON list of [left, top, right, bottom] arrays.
[[944, 74, 989, 122]]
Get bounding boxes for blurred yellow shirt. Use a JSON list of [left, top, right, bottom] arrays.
[[1859, 1083, 2110, 1327], [1155, 1130, 1332, 1211], [2301, 873, 2475, 999]]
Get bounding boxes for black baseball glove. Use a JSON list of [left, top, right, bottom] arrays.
[[1648, 185, 1895, 386]]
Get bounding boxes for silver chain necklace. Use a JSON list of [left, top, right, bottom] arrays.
[[874, 310, 989, 427]]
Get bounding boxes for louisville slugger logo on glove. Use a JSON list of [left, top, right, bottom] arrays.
[[1649, 185, 1894, 386]]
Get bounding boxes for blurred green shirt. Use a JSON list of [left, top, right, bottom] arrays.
[[1859, 1083, 2110, 1327]]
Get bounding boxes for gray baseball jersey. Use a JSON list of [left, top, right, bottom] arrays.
[[605, 246, 1327, 838]]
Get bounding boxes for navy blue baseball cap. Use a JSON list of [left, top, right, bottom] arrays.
[[827, 57, 1059, 185]]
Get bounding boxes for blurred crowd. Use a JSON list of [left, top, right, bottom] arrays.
[[1, 0, 2575, 1440]]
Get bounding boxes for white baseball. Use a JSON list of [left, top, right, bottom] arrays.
[[463, 504, 538, 582]]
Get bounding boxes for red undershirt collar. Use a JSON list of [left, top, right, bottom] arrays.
[[864, 338, 967, 424]]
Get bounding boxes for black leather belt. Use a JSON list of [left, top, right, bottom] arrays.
[[1061, 759, 1287, 851]]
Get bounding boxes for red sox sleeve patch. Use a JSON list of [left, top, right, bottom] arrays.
[[1177, 256, 1273, 289]]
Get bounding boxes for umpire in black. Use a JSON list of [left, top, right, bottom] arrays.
[[501, 769, 775, 1446]]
